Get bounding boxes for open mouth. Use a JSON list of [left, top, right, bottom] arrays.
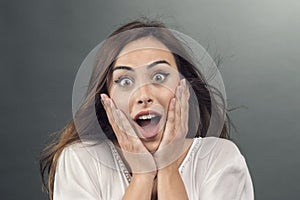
[[134, 112, 162, 139]]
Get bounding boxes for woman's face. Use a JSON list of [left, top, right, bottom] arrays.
[[108, 37, 180, 152]]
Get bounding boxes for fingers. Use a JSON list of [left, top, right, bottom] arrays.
[[100, 94, 142, 147], [100, 94, 127, 142], [162, 98, 176, 144], [155, 79, 190, 168], [181, 79, 190, 134], [100, 94, 157, 173], [174, 80, 183, 134], [174, 79, 189, 138], [162, 79, 190, 145], [117, 109, 138, 138]]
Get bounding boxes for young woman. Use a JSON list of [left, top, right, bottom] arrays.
[[40, 20, 254, 200]]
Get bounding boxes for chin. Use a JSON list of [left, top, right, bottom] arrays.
[[144, 142, 159, 153], [141, 130, 164, 153]]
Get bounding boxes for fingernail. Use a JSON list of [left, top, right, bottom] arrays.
[[105, 99, 110, 107], [100, 94, 105, 106], [171, 98, 176, 106]]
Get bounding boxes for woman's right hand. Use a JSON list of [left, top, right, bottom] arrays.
[[101, 94, 157, 176]]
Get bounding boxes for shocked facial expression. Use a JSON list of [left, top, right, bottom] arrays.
[[108, 37, 180, 152]]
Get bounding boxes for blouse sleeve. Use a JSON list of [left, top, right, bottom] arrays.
[[199, 139, 254, 200], [200, 156, 254, 200], [53, 144, 102, 200]]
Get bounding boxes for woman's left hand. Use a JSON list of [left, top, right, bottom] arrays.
[[153, 79, 190, 169]]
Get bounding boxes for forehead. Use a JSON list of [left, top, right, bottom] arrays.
[[114, 37, 177, 68]]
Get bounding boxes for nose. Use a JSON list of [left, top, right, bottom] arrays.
[[134, 85, 154, 106], [137, 98, 153, 105]]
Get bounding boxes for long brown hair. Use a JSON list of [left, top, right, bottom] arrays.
[[39, 19, 231, 199]]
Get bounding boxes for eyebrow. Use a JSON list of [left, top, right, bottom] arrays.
[[112, 60, 171, 72]]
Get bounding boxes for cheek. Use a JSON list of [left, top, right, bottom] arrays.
[[155, 85, 176, 110], [162, 89, 175, 105], [111, 92, 130, 113]]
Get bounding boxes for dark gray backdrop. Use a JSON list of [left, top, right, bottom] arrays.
[[1, 0, 299, 199]]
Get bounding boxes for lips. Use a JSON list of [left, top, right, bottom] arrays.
[[134, 110, 162, 139]]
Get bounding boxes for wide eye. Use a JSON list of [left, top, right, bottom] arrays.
[[153, 72, 169, 83], [115, 77, 133, 87]]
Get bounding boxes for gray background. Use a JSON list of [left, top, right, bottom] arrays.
[[1, 0, 299, 199]]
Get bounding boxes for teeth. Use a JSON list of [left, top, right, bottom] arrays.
[[137, 114, 157, 120]]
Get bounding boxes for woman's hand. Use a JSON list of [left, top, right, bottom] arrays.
[[151, 79, 190, 200], [101, 94, 157, 175], [154, 79, 190, 169]]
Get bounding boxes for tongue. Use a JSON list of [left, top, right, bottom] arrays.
[[139, 120, 151, 127], [138, 119, 160, 139]]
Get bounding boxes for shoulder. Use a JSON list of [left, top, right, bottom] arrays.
[[194, 137, 242, 159], [54, 141, 111, 199], [190, 138, 254, 199], [192, 137, 247, 171], [57, 140, 115, 170]]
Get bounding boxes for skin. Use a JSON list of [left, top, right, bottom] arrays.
[[101, 37, 192, 200]]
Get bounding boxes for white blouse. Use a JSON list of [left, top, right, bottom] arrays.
[[53, 137, 254, 200]]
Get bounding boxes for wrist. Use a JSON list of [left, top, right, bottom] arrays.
[[157, 162, 178, 177], [132, 172, 157, 183]]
